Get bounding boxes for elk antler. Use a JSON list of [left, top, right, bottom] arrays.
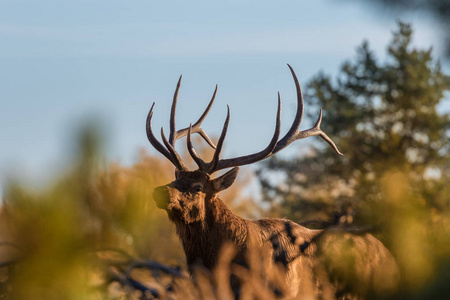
[[187, 98, 282, 173], [147, 65, 342, 173], [146, 75, 217, 170], [186, 64, 342, 174], [270, 65, 342, 156]]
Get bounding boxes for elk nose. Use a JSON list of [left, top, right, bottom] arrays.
[[153, 186, 170, 209]]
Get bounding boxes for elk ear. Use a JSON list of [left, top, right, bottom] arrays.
[[212, 167, 239, 192]]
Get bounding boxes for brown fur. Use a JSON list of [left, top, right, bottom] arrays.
[[153, 169, 399, 299]]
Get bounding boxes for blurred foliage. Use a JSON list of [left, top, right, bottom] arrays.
[[2, 22, 450, 299], [259, 22, 450, 224], [0, 124, 256, 299], [348, 0, 450, 57], [258, 22, 450, 297]]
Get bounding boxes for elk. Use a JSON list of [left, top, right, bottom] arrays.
[[148, 65, 399, 299]]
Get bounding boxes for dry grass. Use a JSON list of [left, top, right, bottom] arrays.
[[1, 129, 449, 299]]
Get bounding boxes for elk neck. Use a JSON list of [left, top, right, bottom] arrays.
[[174, 194, 249, 270]]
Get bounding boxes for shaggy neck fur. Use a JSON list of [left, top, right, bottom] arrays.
[[173, 195, 249, 271]]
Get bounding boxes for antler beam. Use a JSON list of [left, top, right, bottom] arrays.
[[187, 98, 282, 173]]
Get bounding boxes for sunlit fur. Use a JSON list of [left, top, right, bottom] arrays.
[[153, 168, 399, 299]]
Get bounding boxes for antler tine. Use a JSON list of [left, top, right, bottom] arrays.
[[146, 76, 217, 171], [192, 85, 217, 128], [208, 105, 231, 173], [173, 85, 218, 149], [213, 93, 282, 172], [296, 109, 343, 155], [271, 64, 304, 154], [146, 103, 177, 164], [187, 124, 208, 171], [161, 127, 189, 170], [271, 64, 342, 156], [169, 75, 182, 146]]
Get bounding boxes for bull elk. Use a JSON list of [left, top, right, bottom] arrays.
[[148, 65, 399, 299]]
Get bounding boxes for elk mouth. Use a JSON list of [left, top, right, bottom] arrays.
[[152, 186, 170, 209]]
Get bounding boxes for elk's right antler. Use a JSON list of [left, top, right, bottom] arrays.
[[146, 65, 342, 173]]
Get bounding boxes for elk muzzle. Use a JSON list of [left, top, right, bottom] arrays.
[[153, 185, 170, 209]]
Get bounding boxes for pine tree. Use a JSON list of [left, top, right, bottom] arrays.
[[258, 22, 450, 227]]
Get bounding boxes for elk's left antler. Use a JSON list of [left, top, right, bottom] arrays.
[[146, 75, 217, 170]]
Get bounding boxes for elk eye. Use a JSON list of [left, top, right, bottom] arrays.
[[190, 185, 202, 194]]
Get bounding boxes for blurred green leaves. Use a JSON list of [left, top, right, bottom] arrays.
[[259, 22, 450, 298], [1, 21, 450, 299], [0, 123, 182, 299], [0, 124, 257, 299]]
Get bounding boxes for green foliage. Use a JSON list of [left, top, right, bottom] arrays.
[[260, 22, 449, 223], [2, 22, 450, 299], [258, 22, 450, 296], [351, 0, 450, 57], [0, 125, 258, 299], [0, 124, 184, 299]]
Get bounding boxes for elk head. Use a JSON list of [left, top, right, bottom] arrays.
[[148, 65, 342, 225]]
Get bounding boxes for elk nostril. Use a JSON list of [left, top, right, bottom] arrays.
[[153, 186, 170, 208]]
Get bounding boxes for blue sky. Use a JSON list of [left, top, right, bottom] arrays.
[[0, 0, 448, 194]]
